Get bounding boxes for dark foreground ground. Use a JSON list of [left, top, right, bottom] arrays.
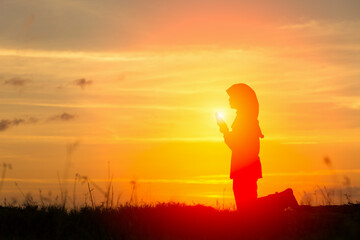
[[1, 203, 359, 240]]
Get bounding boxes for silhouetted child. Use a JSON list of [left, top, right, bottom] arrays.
[[217, 83, 298, 211], [216, 83, 263, 209]]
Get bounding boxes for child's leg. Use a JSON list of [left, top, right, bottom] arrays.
[[233, 178, 257, 210]]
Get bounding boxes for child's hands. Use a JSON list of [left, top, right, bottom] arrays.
[[217, 120, 229, 134], [215, 113, 229, 134]]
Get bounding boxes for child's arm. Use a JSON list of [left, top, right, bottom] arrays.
[[223, 130, 236, 150], [216, 113, 236, 150], [216, 120, 236, 150], [217, 119, 229, 134]]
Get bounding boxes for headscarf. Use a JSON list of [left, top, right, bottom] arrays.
[[226, 83, 264, 139]]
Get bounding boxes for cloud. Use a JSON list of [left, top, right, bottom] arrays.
[[317, 77, 360, 97], [3, 78, 29, 87], [280, 20, 318, 30], [73, 78, 92, 89], [0, 117, 38, 132], [0, 0, 359, 52], [48, 113, 76, 121], [0, 113, 76, 132]]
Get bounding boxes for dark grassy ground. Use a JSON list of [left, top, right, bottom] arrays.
[[0, 203, 359, 240]]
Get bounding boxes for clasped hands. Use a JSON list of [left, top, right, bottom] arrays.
[[216, 114, 229, 134]]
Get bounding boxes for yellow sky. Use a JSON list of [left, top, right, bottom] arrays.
[[0, 0, 359, 206]]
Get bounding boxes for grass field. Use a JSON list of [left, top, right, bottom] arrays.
[[1, 203, 359, 239]]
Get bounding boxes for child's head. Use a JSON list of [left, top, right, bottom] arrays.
[[226, 83, 259, 118]]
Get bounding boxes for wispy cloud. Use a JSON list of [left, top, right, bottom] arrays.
[[282, 142, 319, 145], [0, 117, 38, 132], [6, 169, 360, 184], [190, 169, 360, 179], [73, 78, 92, 89], [48, 112, 76, 121], [0, 48, 151, 61], [0, 101, 209, 111], [280, 20, 318, 30], [3, 78, 29, 87], [0, 112, 77, 132]]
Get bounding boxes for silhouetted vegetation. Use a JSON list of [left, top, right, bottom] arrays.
[[0, 203, 359, 239]]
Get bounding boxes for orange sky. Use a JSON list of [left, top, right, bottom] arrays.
[[0, 0, 359, 207]]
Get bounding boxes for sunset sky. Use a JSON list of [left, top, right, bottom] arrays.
[[0, 0, 359, 207]]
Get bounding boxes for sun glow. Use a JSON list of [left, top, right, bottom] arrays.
[[0, 0, 359, 207], [215, 111, 225, 120]]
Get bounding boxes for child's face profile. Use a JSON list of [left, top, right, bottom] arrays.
[[227, 85, 259, 118], [229, 96, 248, 115], [229, 96, 240, 109]]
